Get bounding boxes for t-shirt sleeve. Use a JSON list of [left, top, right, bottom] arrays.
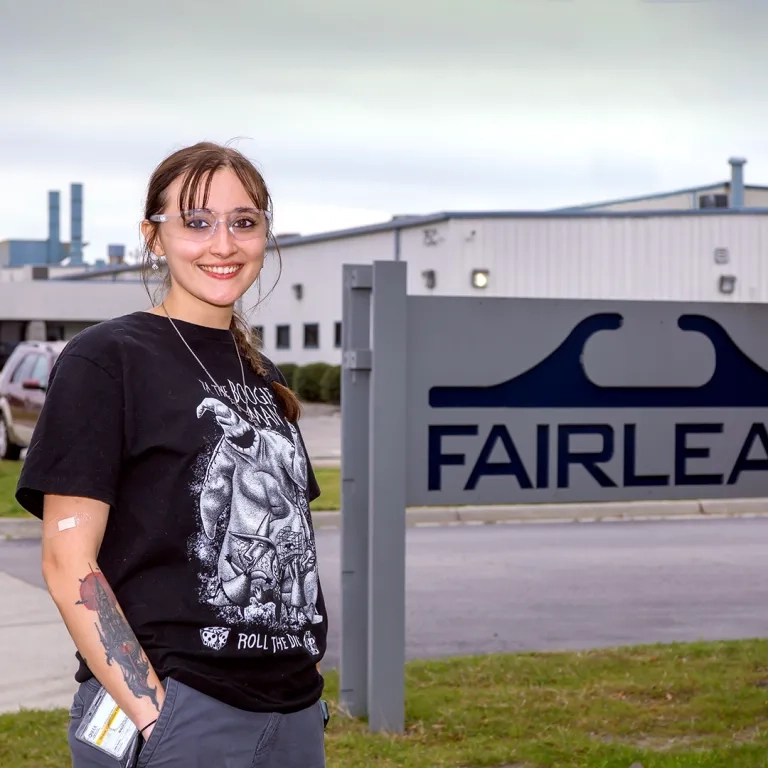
[[268, 359, 322, 503], [16, 352, 125, 520]]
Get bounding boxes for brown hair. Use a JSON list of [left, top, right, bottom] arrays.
[[141, 141, 301, 422]]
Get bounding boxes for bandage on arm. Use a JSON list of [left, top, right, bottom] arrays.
[[41, 495, 165, 728]]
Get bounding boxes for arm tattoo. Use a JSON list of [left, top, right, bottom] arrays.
[[76, 565, 160, 712]]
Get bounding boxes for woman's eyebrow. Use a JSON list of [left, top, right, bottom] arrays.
[[183, 206, 262, 215]]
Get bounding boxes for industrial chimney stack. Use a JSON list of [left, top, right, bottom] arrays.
[[728, 157, 747, 209], [47, 190, 60, 265], [70, 183, 83, 264]]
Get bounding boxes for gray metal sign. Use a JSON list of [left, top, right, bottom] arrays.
[[340, 260, 768, 733], [408, 295, 768, 506]]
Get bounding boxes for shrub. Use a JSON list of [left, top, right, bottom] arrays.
[[320, 365, 341, 404], [294, 363, 332, 403], [276, 363, 298, 389]]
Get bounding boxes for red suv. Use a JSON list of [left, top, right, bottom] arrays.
[[0, 340, 68, 460]]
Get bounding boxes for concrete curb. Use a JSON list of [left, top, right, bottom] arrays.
[[5, 499, 767, 540], [0, 519, 43, 540], [311, 498, 768, 528]]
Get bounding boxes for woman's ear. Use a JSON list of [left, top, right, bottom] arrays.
[[140, 220, 165, 257]]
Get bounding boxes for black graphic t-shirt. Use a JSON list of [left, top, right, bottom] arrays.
[[16, 312, 327, 714]]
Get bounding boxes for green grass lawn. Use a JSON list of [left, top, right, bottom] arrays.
[[0, 460, 25, 517], [0, 460, 341, 517], [311, 467, 340, 511], [1, 640, 767, 767]]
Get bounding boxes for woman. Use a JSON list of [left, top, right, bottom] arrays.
[[15, 142, 329, 767]]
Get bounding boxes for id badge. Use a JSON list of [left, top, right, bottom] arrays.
[[74, 686, 140, 767]]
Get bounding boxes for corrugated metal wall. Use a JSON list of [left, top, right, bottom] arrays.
[[745, 189, 768, 207], [403, 213, 768, 303]]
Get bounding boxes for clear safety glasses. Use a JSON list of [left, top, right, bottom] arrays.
[[149, 208, 270, 242]]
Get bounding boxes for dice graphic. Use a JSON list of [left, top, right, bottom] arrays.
[[200, 626, 230, 651]]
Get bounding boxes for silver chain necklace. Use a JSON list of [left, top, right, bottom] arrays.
[[161, 302, 248, 395]]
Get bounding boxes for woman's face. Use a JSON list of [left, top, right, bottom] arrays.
[[147, 168, 268, 310]]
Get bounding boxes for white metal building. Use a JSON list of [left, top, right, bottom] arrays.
[[245, 207, 768, 364], [2, 157, 767, 366]]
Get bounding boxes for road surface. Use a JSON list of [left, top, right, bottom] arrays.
[[1, 517, 766, 712]]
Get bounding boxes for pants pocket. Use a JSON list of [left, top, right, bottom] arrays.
[[69, 678, 103, 720], [68, 678, 120, 768], [136, 677, 180, 767]]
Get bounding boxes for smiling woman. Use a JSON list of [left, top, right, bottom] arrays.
[[139, 143, 299, 420], [14, 141, 330, 768]]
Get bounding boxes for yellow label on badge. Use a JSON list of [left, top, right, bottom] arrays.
[[96, 705, 121, 746]]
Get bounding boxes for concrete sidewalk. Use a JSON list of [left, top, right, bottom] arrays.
[[3, 497, 768, 540], [0, 571, 78, 714]]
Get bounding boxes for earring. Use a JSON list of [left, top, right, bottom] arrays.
[[151, 260, 159, 272]]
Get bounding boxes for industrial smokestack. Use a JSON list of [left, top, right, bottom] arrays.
[[729, 157, 746, 209], [70, 183, 83, 264], [47, 190, 60, 265]]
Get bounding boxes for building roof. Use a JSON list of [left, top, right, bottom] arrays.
[[269, 204, 768, 249], [52, 204, 768, 281], [555, 182, 768, 212]]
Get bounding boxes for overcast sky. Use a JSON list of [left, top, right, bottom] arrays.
[[1, 0, 766, 264]]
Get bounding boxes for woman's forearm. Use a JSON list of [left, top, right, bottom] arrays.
[[44, 558, 164, 730]]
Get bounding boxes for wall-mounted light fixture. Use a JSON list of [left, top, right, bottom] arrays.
[[421, 269, 436, 289], [292, 283, 303, 300], [471, 269, 489, 289], [718, 275, 736, 295]]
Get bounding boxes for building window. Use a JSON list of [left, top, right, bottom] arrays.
[[276, 325, 290, 349], [46, 324, 65, 341], [334, 321, 342, 348], [699, 193, 728, 209], [251, 325, 264, 343], [304, 323, 319, 349]]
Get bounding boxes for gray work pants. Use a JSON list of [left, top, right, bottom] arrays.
[[68, 677, 326, 768]]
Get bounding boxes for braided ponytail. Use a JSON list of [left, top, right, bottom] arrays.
[[229, 311, 302, 424]]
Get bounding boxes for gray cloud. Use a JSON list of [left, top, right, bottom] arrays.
[[1, 0, 766, 262]]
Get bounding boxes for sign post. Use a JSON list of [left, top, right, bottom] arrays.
[[340, 261, 768, 734], [367, 261, 407, 733], [339, 265, 372, 718]]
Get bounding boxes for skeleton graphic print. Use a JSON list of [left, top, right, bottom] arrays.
[[193, 396, 323, 632]]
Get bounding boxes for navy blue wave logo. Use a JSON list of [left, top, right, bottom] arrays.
[[429, 313, 768, 409]]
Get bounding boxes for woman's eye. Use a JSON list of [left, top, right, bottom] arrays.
[[185, 218, 210, 229], [233, 217, 257, 228]]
